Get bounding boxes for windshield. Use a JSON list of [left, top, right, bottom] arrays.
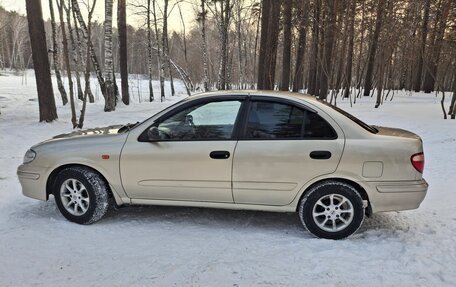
[[318, 100, 378, 134], [121, 98, 188, 133]]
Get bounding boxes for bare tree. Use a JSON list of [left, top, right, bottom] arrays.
[[72, 4, 94, 103], [235, 0, 245, 89], [78, 0, 97, 128], [197, 0, 210, 91], [307, 0, 320, 95], [210, 0, 234, 90], [152, 0, 165, 101], [25, 0, 58, 122], [450, 70, 456, 119], [162, 0, 175, 96], [48, 0, 68, 105], [423, 0, 450, 93], [257, 0, 280, 90], [118, 0, 129, 105], [292, 0, 309, 92], [104, 0, 115, 111], [319, 0, 337, 100], [363, 0, 385, 96], [280, 0, 292, 91], [57, 0, 77, 127], [64, 0, 84, 101], [342, 0, 356, 99], [71, 0, 106, 99], [413, 0, 430, 92]]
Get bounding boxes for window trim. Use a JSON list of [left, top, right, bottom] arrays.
[[138, 95, 247, 142], [239, 96, 338, 141]]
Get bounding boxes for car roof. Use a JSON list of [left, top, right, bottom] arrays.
[[189, 90, 319, 103]]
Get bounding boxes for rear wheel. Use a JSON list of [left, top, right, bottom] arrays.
[[298, 181, 365, 239], [53, 167, 109, 224]]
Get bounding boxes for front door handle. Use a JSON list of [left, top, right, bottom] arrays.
[[310, 150, 332, 160], [210, 150, 230, 159]]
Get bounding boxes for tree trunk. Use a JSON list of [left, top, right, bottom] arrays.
[[319, 0, 337, 100], [72, 6, 94, 103], [235, 0, 244, 89], [257, 0, 280, 90], [216, 0, 231, 90], [77, 0, 96, 128], [48, 0, 68, 105], [71, 0, 106, 99], [118, 0, 129, 105], [152, 0, 165, 102], [147, 0, 155, 102], [104, 0, 115, 111], [422, 0, 450, 93], [307, 0, 320, 95], [25, 0, 58, 122], [375, 50, 386, 108], [257, 0, 270, 89], [57, 0, 76, 126], [199, 0, 209, 91], [363, 0, 385, 96], [280, 0, 292, 91], [450, 78, 456, 119], [162, 0, 175, 96], [64, 1, 83, 101], [413, 0, 430, 92], [356, 0, 366, 90], [292, 0, 309, 93], [343, 0, 356, 98]]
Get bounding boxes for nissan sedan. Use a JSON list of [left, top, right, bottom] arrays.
[[17, 91, 428, 239]]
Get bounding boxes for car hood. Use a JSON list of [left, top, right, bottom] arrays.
[[30, 125, 129, 152], [52, 125, 124, 140]]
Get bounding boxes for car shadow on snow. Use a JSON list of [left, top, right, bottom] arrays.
[[13, 198, 416, 239], [104, 204, 308, 237]]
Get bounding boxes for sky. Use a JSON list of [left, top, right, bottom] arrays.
[[0, 0, 196, 32]]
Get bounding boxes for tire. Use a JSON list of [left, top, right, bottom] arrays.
[[298, 181, 365, 240], [53, 166, 109, 224]]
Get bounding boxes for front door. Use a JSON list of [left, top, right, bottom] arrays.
[[120, 98, 244, 202], [232, 98, 345, 206]]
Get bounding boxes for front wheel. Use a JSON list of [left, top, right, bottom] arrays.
[[298, 181, 365, 240], [53, 167, 109, 224]]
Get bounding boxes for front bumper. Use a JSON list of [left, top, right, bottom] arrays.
[[359, 179, 428, 213], [17, 164, 50, 201]]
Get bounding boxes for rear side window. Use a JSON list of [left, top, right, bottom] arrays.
[[244, 101, 336, 140]]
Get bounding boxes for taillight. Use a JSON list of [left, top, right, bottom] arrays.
[[411, 152, 425, 173]]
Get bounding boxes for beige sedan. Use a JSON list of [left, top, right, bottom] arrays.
[[17, 91, 428, 239]]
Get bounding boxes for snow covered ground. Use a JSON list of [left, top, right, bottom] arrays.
[[0, 72, 455, 286]]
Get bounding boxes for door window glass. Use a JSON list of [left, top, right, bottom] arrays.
[[157, 100, 242, 140], [245, 101, 336, 139]]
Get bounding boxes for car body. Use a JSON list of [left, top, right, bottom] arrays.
[[17, 91, 428, 239]]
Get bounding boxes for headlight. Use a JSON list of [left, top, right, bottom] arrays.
[[23, 149, 36, 164]]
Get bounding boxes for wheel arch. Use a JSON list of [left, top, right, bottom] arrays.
[[46, 164, 113, 199], [296, 177, 371, 215]]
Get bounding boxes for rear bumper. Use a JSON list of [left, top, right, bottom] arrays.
[[17, 164, 49, 201], [360, 179, 428, 213]]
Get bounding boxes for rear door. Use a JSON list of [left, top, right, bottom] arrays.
[[232, 97, 345, 206], [120, 96, 245, 202]]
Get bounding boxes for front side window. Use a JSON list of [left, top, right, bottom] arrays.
[[244, 100, 336, 140], [156, 100, 242, 140]]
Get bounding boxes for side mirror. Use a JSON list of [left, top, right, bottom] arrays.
[[147, 126, 160, 141]]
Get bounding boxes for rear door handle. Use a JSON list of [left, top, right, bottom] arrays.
[[310, 150, 332, 160], [210, 150, 230, 159]]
